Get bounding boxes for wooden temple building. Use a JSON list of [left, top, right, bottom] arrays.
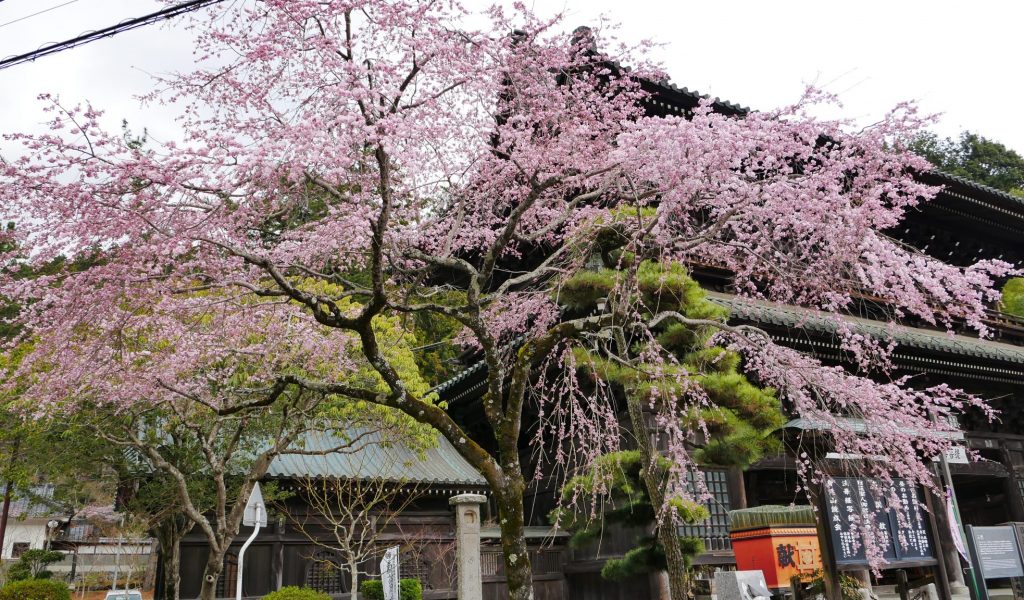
[[167, 74, 1024, 600], [170, 432, 488, 599], [430, 83, 1024, 599]]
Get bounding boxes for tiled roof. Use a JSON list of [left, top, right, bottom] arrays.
[[9, 485, 61, 519], [429, 359, 487, 396], [266, 429, 486, 487], [648, 79, 750, 116], [927, 170, 1024, 213], [430, 292, 1024, 405], [783, 416, 964, 441], [706, 291, 1024, 366]]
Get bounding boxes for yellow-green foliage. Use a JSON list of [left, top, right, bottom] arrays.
[[409, 293, 464, 386], [1003, 278, 1024, 318], [126, 280, 442, 454], [608, 206, 659, 223], [637, 261, 721, 315], [694, 373, 781, 429], [281, 279, 440, 448], [570, 347, 640, 387], [683, 347, 741, 374], [261, 587, 330, 600], [554, 450, 708, 582], [563, 263, 784, 470], [556, 269, 618, 311]]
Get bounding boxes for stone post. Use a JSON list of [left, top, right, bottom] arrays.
[[450, 493, 486, 600]]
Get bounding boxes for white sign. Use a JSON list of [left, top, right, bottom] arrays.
[[943, 446, 970, 465], [243, 482, 267, 527], [380, 546, 400, 600]]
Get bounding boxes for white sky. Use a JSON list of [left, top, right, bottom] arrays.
[[1, 0, 1022, 158]]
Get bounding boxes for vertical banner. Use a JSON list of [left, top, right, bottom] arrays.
[[380, 546, 400, 600], [946, 487, 969, 561]]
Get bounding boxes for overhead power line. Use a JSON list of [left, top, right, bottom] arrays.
[[0, 0, 226, 71], [0, 0, 82, 30]]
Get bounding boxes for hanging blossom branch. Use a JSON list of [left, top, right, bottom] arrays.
[[1, 0, 1019, 584]]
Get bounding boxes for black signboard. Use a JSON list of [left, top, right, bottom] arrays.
[[823, 477, 934, 566], [970, 526, 1024, 579]]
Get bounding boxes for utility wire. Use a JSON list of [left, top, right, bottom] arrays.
[[0, 0, 81, 30], [0, 0, 226, 71]]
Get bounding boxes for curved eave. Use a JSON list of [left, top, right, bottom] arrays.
[[266, 430, 487, 487], [923, 170, 1024, 219], [707, 292, 1024, 369]]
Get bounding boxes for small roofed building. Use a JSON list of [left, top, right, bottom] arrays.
[[173, 430, 488, 600], [1, 484, 63, 560]]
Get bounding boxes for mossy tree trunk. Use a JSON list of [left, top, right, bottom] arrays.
[[626, 392, 688, 600]]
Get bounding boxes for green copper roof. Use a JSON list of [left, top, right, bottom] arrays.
[[782, 416, 964, 440], [267, 429, 486, 487], [706, 291, 1024, 366]]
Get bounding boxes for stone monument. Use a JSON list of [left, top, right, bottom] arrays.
[[450, 493, 487, 600], [713, 570, 772, 600]]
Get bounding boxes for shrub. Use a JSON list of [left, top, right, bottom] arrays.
[[5, 563, 31, 582], [0, 578, 71, 600], [360, 578, 423, 600], [261, 586, 329, 600], [6, 549, 64, 581], [261, 587, 330, 600]]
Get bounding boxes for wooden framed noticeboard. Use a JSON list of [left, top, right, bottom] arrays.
[[822, 477, 935, 567]]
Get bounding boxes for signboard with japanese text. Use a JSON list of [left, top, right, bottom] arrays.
[[823, 477, 934, 566], [969, 526, 1024, 579], [380, 546, 400, 600], [943, 445, 970, 465]]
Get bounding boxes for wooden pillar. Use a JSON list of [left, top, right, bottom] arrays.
[[924, 488, 953, 600], [1000, 444, 1024, 522], [729, 466, 748, 510], [931, 467, 969, 596], [809, 481, 842, 600]]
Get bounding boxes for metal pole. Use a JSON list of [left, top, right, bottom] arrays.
[[112, 514, 124, 592], [236, 505, 261, 600]]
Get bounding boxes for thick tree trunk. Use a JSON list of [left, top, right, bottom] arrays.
[[0, 438, 21, 559], [197, 544, 227, 600], [656, 525, 689, 600], [349, 559, 359, 600], [495, 479, 534, 600], [155, 519, 185, 600], [626, 396, 688, 600], [0, 479, 13, 559]]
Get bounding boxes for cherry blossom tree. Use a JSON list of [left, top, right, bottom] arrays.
[[21, 294, 429, 600], [1, 2, 1018, 599]]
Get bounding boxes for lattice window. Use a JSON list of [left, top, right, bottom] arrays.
[[481, 551, 503, 576], [529, 549, 563, 574], [678, 469, 732, 551], [215, 553, 237, 598], [400, 554, 432, 588], [305, 549, 348, 595]]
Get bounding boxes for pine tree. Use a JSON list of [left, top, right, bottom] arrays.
[[552, 259, 784, 595]]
